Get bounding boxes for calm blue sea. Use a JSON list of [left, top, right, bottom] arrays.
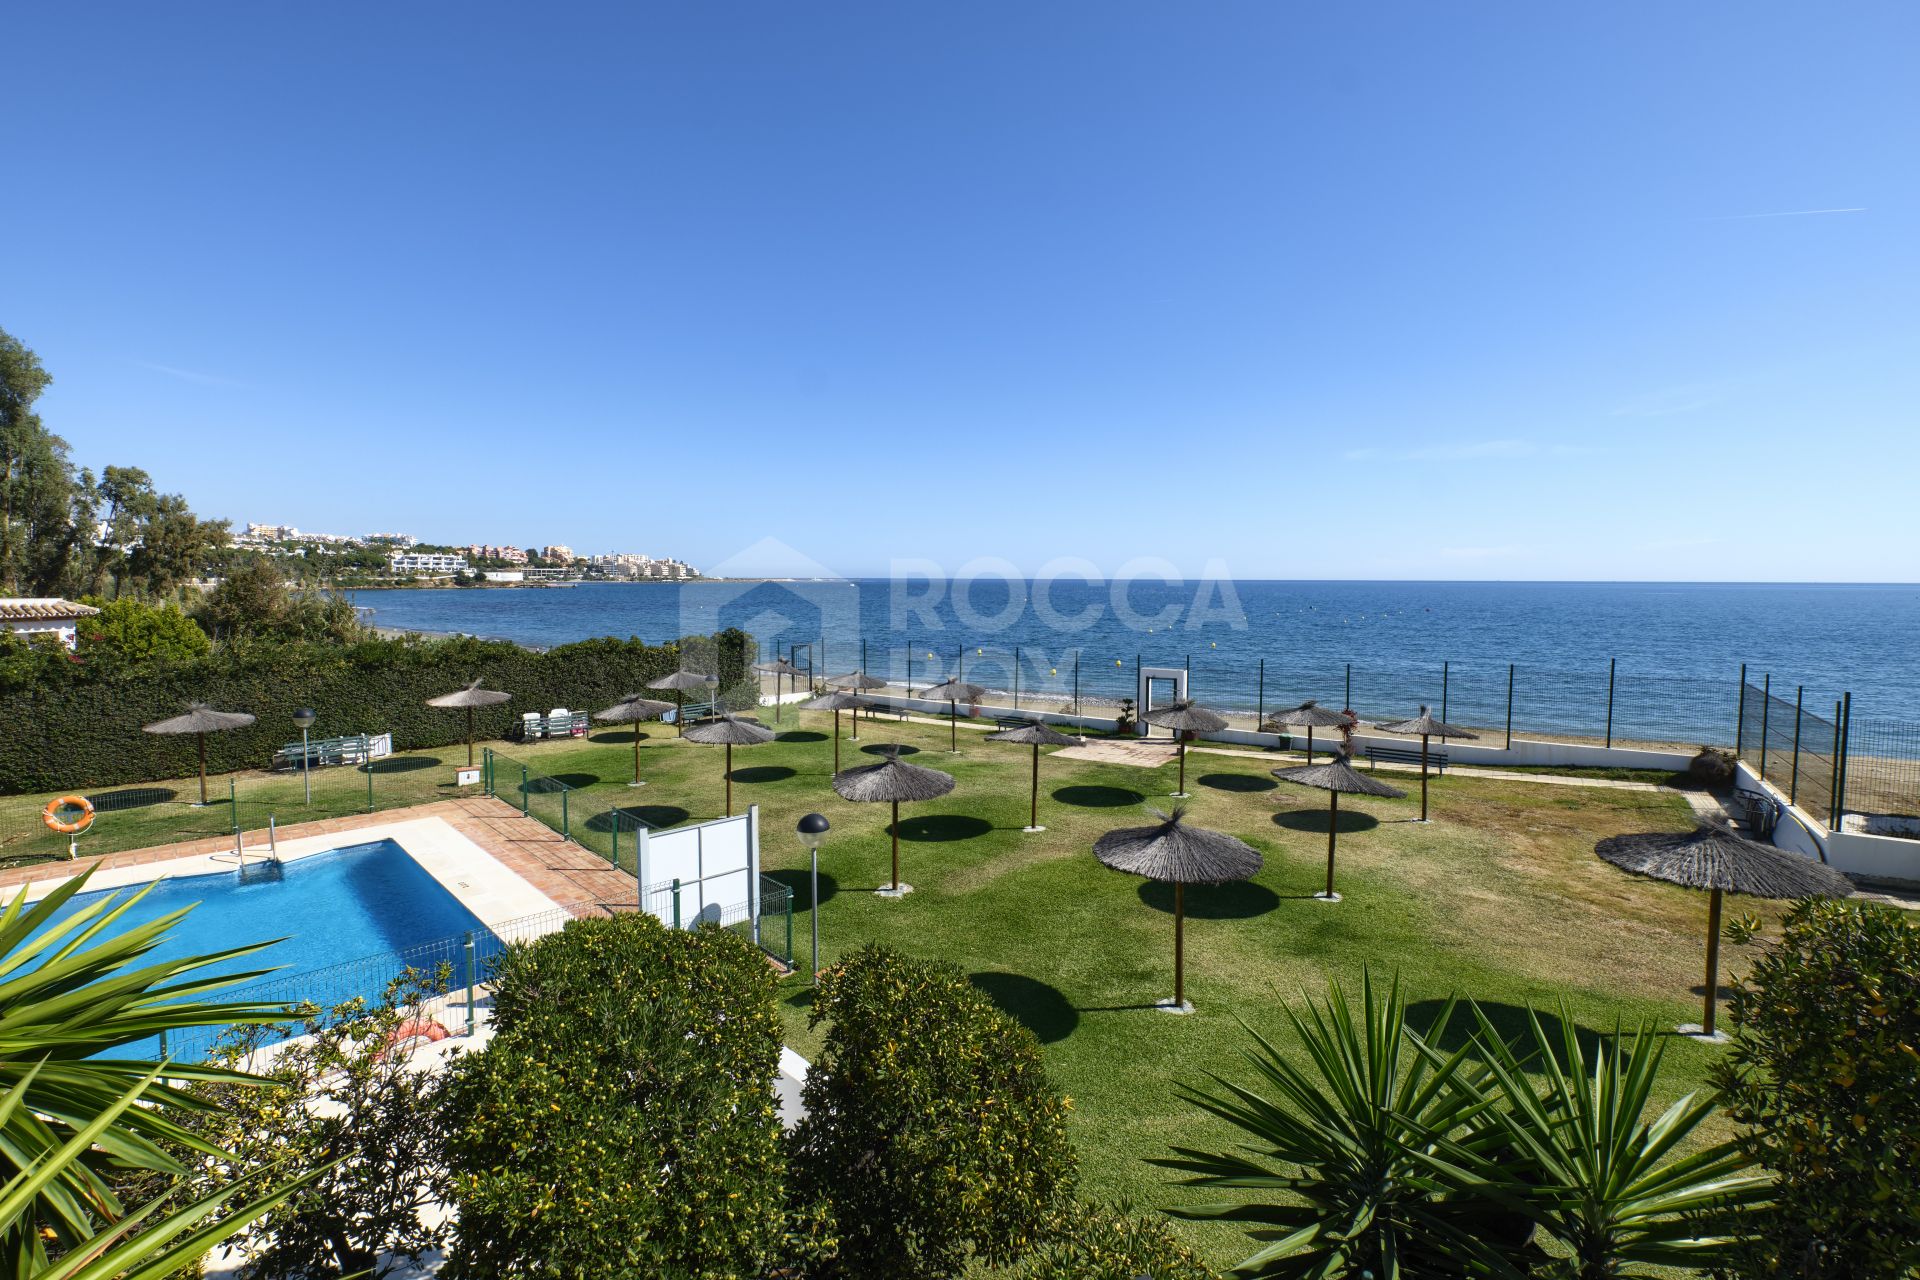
[[353, 580, 1920, 742]]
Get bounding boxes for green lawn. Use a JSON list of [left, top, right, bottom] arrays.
[[2, 709, 1768, 1270]]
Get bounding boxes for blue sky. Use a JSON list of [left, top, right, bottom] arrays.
[[6, 3, 1915, 581]]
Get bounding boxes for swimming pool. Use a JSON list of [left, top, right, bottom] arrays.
[[39, 838, 501, 1055]]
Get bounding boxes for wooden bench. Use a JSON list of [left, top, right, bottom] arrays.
[[519, 712, 590, 740], [274, 733, 382, 770], [994, 716, 1034, 731], [1364, 744, 1449, 774]]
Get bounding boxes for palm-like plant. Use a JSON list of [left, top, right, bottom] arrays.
[[1441, 1007, 1769, 1278], [1156, 973, 1525, 1278], [0, 871, 294, 1259]]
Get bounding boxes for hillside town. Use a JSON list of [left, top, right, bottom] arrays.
[[229, 522, 702, 582]]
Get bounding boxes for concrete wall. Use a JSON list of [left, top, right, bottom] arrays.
[[1734, 760, 1920, 888]]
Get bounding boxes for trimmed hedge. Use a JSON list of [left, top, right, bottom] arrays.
[[0, 629, 755, 794], [445, 913, 787, 1278]]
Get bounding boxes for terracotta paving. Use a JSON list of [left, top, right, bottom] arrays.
[[0, 797, 638, 916]]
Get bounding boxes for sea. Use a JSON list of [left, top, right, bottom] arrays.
[[351, 580, 1920, 745]]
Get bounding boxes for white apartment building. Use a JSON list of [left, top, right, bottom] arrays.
[[388, 552, 469, 575]]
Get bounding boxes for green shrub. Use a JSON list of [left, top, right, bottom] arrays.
[[444, 913, 786, 1279], [74, 595, 211, 677], [1712, 898, 1920, 1278], [790, 945, 1077, 1278], [1019, 1203, 1217, 1279], [0, 627, 757, 793]]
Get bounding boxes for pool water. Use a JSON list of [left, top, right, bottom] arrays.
[[38, 839, 494, 1050]]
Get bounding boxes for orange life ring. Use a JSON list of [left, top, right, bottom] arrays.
[[42, 796, 93, 836]]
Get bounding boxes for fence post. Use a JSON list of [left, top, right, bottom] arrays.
[[1605, 658, 1616, 749], [1834, 692, 1852, 827], [906, 644, 913, 698], [1073, 651, 1080, 716], [1344, 662, 1351, 709], [366, 759, 374, 814], [1735, 664, 1748, 755], [1013, 645, 1020, 710], [561, 788, 569, 841], [159, 1029, 169, 1060], [1256, 657, 1265, 732], [463, 932, 477, 1036], [672, 878, 682, 930], [1828, 701, 1843, 828], [1441, 660, 1449, 729], [612, 814, 619, 871], [520, 766, 529, 816], [1789, 686, 1803, 804], [1505, 664, 1515, 750], [785, 892, 793, 965], [1758, 674, 1771, 779]]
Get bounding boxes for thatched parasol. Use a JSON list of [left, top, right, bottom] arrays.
[[757, 657, 807, 723], [648, 670, 719, 737], [1596, 823, 1855, 1037], [1374, 705, 1479, 822], [593, 694, 675, 786], [984, 718, 1083, 832], [1259, 700, 1354, 765], [831, 746, 956, 894], [1094, 807, 1263, 1011], [424, 681, 512, 768], [1272, 752, 1406, 901], [918, 677, 985, 753], [142, 702, 257, 805], [828, 671, 887, 738], [802, 689, 872, 773], [683, 713, 775, 816], [1140, 700, 1229, 798]]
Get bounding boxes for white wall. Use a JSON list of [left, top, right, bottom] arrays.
[[636, 806, 761, 929], [1734, 760, 1920, 888]]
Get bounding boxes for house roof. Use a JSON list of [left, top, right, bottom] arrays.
[[0, 598, 101, 622]]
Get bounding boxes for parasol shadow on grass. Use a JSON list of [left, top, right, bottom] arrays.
[[984, 718, 1082, 832], [831, 747, 955, 896], [593, 694, 674, 786], [424, 681, 511, 769], [1596, 822, 1854, 1039], [142, 702, 257, 806], [1373, 705, 1479, 821], [1140, 700, 1228, 798], [919, 677, 985, 753], [1094, 807, 1263, 1013], [1260, 700, 1355, 765], [1271, 752, 1406, 902], [648, 670, 718, 737], [682, 713, 775, 816]]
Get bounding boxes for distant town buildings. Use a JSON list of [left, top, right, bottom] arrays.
[[365, 532, 417, 548], [387, 552, 469, 576], [0, 597, 99, 649], [542, 545, 575, 565], [231, 520, 701, 580], [465, 544, 529, 565], [585, 553, 701, 580]]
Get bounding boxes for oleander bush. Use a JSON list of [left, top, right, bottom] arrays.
[[789, 945, 1077, 1279], [1711, 898, 1920, 1278], [443, 913, 787, 1279], [0, 627, 756, 793]]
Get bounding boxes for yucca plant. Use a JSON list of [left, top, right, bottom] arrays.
[[1157, 972, 1528, 1278], [1440, 1006, 1770, 1278], [0, 870, 296, 1260], [0, 1065, 318, 1280]]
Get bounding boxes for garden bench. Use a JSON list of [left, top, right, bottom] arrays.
[[518, 711, 590, 740], [1364, 744, 1448, 773], [273, 732, 390, 770], [994, 716, 1035, 731]]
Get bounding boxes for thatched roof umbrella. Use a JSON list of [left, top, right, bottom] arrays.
[[648, 670, 718, 737], [831, 746, 955, 895], [1140, 700, 1228, 798], [1596, 823, 1854, 1038], [683, 713, 775, 816], [593, 694, 675, 786], [828, 670, 887, 739], [756, 657, 809, 723], [1374, 705, 1479, 822], [424, 681, 512, 768], [1272, 752, 1407, 901], [984, 718, 1082, 832], [802, 689, 872, 774], [1094, 807, 1263, 1012], [918, 677, 985, 753], [1260, 700, 1354, 765], [142, 702, 257, 805]]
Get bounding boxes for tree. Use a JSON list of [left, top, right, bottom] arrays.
[[125, 491, 227, 594], [1712, 898, 1920, 1278], [0, 327, 83, 596], [190, 972, 457, 1280], [75, 595, 211, 676], [198, 556, 290, 640], [790, 945, 1077, 1279], [444, 914, 787, 1279]]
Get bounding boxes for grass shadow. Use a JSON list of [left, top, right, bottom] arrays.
[[589, 729, 651, 745], [1406, 998, 1610, 1064], [767, 867, 839, 910], [1198, 772, 1276, 794], [730, 765, 797, 784], [897, 814, 993, 843], [1139, 879, 1280, 919], [1053, 784, 1145, 808], [776, 730, 828, 744], [581, 804, 692, 833], [1274, 808, 1379, 834], [363, 755, 441, 775], [861, 742, 919, 757], [84, 786, 178, 812], [548, 772, 603, 790], [969, 971, 1079, 1044]]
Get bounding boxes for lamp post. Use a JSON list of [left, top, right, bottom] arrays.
[[797, 813, 829, 980], [292, 707, 317, 805]]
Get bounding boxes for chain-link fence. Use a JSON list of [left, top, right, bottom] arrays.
[[1839, 715, 1920, 822]]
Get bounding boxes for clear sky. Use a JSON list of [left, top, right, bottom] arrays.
[[6, 3, 1915, 581]]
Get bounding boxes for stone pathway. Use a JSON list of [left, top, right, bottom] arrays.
[[1052, 738, 1179, 768]]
